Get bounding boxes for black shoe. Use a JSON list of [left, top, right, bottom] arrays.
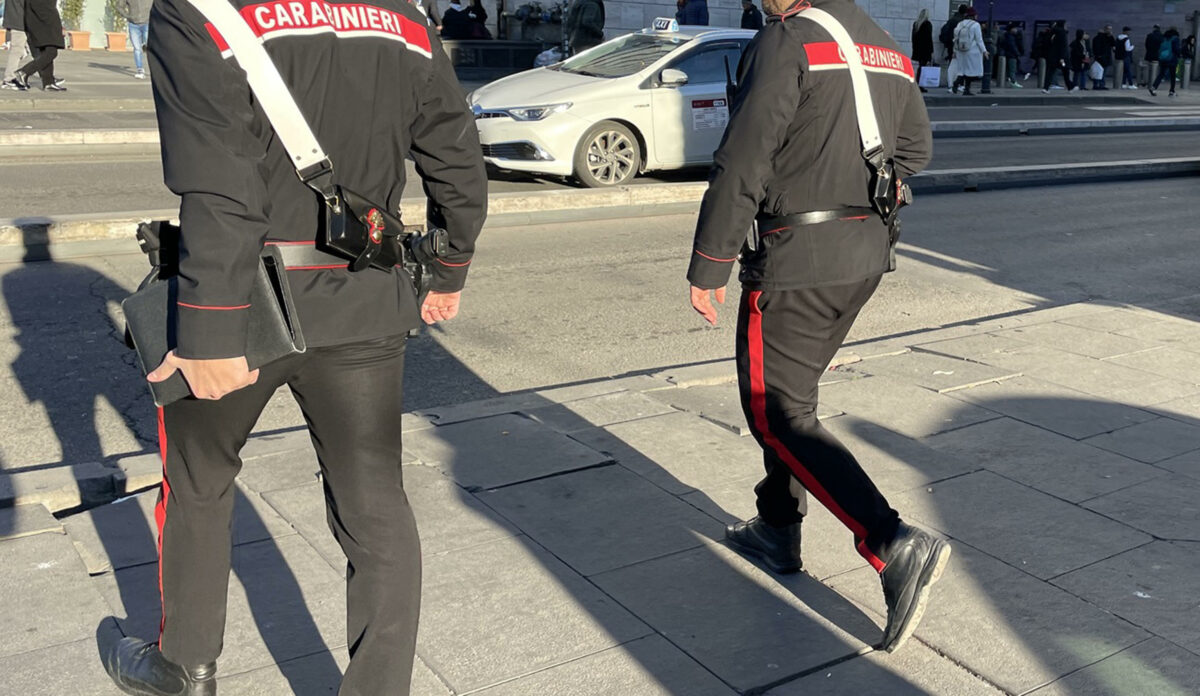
[[961, 90, 974, 96], [44, 78, 67, 91], [980, 89, 992, 94], [1149, 86, 1157, 96], [7, 72, 28, 90], [104, 637, 217, 696], [725, 516, 803, 574], [878, 522, 951, 653]]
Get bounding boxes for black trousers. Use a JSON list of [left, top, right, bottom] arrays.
[[735, 278, 900, 572], [19, 45, 56, 84], [1152, 59, 1178, 92], [155, 335, 420, 695], [1043, 60, 1073, 90]]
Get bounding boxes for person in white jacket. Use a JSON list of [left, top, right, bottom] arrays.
[[950, 7, 987, 95]]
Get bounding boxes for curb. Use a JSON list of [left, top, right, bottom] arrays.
[[8, 116, 1198, 147], [2, 159, 1197, 254], [0, 98, 154, 113], [931, 116, 1200, 137]]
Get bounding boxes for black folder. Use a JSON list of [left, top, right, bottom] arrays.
[[122, 246, 306, 406]]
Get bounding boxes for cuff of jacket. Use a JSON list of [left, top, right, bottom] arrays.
[[687, 249, 737, 290], [430, 257, 472, 293], [173, 303, 250, 360]]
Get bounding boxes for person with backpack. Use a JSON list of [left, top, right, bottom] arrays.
[[1150, 26, 1182, 96], [1116, 26, 1135, 89], [951, 7, 986, 95], [1042, 20, 1075, 93], [939, 3, 966, 63]]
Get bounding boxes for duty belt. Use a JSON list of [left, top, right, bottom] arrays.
[[756, 207, 877, 235], [265, 242, 394, 271]]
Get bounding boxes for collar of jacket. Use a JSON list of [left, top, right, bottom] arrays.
[[766, 0, 812, 23]]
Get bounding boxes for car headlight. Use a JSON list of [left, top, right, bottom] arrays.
[[505, 103, 572, 121]]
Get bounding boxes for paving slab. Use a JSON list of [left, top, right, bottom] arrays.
[[0, 502, 62, 541], [645, 383, 753, 436], [822, 417, 981, 493], [532, 375, 669, 403], [1060, 308, 1171, 334], [472, 635, 736, 696], [856, 351, 1019, 393], [0, 635, 119, 696], [236, 447, 324, 494], [0, 461, 118, 512], [827, 543, 1149, 696], [651, 360, 738, 388], [1157, 449, 1200, 481], [0, 533, 113, 658], [238, 428, 312, 460], [479, 465, 720, 577], [820, 375, 1000, 439], [592, 539, 877, 693], [64, 487, 296, 575], [767, 641, 1004, 696], [415, 393, 549, 425], [98, 535, 349, 678], [1107, 347, 1200, 385], [1052, 541, 1200, 655], [1113, 316, 1200, 348], [1083, 417, 1200, 464], [1020, 352, 1186, 406], [114, 452, 162, 494], [218, 649, 349, 695], [947, 376, 1156, 440], [595, 411, 763, 495], [1150, 392, 1200, 421], [1029, 637, 1200, 696], [263, 466, 518, 570], [1080, 474, 1200, 541], [923, 417, 1164, 503], [994, 323, 1160, 360], [915, 331, 1068, 372], [417, 536, 649, 694], [892, 471, 1151, 579], [523, 391, 676, 434], [681, 476, 867, 581], [403, 414, 611, 491]]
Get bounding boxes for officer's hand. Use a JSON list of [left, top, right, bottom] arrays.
[[690, 285, 726, 326], [422, 291, 461, 325], [148, 351, 259, 401]]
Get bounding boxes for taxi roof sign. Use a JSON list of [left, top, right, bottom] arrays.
[[652, 17, 679, 32]]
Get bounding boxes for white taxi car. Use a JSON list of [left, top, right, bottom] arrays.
[[467, 21, 756, 187]]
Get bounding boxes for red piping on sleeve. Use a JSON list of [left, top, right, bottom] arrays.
[[177, 302, 251, 311], [435, 258, 471, 268], [693, 250, 737, 263]]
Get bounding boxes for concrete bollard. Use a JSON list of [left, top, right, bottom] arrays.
[[1037, 57, 1046, 89], [1114, 59, 1124, 89], [1184, 60, 1192, 90]]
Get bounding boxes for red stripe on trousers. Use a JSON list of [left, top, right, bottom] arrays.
[[745, 290, 887, 573], [155, 408, 171, 644]]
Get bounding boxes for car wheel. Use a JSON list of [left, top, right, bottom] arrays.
[[573, 121, 641, 188]]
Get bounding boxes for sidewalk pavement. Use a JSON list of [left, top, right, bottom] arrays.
[[4, 297, 1200, 695]]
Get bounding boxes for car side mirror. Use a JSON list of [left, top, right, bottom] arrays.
[[659, 68, 689, 86]]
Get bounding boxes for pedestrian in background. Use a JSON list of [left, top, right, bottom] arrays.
[[1150, 26, 1181, 97], [951, 7, 985, 96], [911, 8, 933, 92], [1091, 25, 1114, 89], [566, 0, 604, 54], [980, 20, 996, 93], [116, 0, 151, 79], [1000, 23, 1022, 87], [1116, 26, 1135, 89], [1146, 24, 1163, 85], [741, 0, 762, 31], [421, 0, 442, 33], [1042, 20, 1075, 92], [2, 0, 29, 88], [1070, 29, 1091, 91], [675, 0, 708, 26], [5, 0, 64, 91]]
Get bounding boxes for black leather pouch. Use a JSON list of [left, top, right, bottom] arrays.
[[122, 245, 306, 406], [324, 187, 405, 272]]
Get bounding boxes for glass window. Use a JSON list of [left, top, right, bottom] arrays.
[[669, 42, 745, 85], [557, 34, 691, 78]]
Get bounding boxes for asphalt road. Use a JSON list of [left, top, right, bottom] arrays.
[[3, 130, 1196, 220], [2, 176, 1197, 469]]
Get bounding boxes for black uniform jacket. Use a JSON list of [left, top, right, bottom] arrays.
[[24, 0, 65, 48], [148, 0, 486, 359], [688, 0, 931, 291]]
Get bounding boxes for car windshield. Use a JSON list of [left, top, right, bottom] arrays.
[[557, 34, 690, 78]]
